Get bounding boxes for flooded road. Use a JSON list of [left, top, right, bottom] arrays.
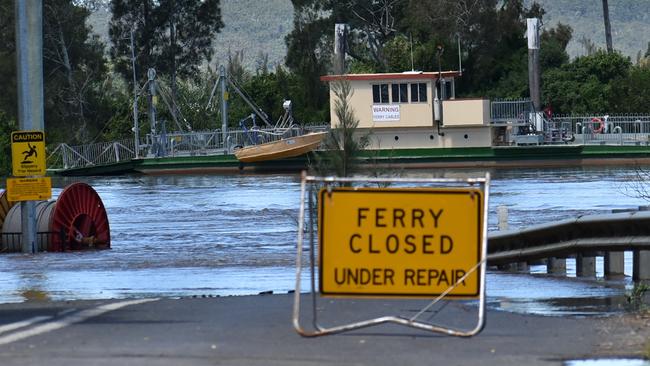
[[0, 166, 647, 315]]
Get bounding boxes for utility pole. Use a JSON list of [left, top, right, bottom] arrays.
[[333, 24, 348, 75], [527, 18, 543, 134], [220, 65, 228, 152], [15, 0, 43, 254], [602, 0, 613, 53], [527, 18, 541, 112], [147, 68, 158, 156], [130, 27, 140, 158], [435, 44, 444, 136]]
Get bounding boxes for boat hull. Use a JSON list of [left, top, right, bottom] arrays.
[[50, 144, 650, 176], [234, 132, 327, 163]]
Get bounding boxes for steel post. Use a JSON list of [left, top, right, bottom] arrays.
[[333, 24, 347, 75], [547, 257, 566, 275], [576, 254, 596, 277], [15, 0, 43, 254], [130, 28, 140, 158], [147, 68, 157, 156], [633, 250, 650, 281], [220, 66, 228, 152], [604, 251, 625, 277], [527, 19, 541, 112]]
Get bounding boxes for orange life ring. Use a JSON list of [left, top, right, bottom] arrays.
[[591, 117, 604, 133]]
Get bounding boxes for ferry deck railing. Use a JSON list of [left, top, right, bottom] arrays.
[[490, 100, 650, 146], [490, 99, 534, 124], [47, 125, 330, 170], [551, 114, 650, 145], [47, 139, 136, 170], [148, 124, 329, 158]]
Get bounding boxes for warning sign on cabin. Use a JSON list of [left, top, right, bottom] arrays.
[[318, 187, 483, 298]]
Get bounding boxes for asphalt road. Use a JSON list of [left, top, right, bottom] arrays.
[[0, 294, 646, 366]]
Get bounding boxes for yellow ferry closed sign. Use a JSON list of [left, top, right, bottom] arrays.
[[11, 131, 46, 177], [319, 188, 483, 298]]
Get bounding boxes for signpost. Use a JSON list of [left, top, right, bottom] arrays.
[[7, 130, 50, 253], [14, 0, 45, 254], [319, 187, 482, 298], [11, 131, 46, 177], [293, 173, 489, 337]]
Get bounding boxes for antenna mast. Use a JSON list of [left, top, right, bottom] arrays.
[[457, 34, 462, 75], [410, 33, 414, 71]]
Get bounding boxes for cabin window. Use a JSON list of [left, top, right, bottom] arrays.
[[372, 84, 390, 104], [391, 83, 408, 103], [410, 83, 427, 102]]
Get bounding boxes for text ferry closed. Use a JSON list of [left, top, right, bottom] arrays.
[[318, 188, 483, 298]]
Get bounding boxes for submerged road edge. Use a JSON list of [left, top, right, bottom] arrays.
[[0, 298, 159, 346]]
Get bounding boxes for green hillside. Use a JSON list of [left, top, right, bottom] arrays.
[[529, 0, 650, 59], [88, 0, 649, 72], [87, 0, 292, 71], [210, 0, 292, 71]]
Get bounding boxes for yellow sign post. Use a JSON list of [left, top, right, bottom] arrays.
[[319, 187, 483, 298], [6, 177, 52, 202], [11, 130, 46, 177], [293, 173, 489, 337]]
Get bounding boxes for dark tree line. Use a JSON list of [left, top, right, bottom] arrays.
[[109, 0, 224, 114], [0, 0, 109, 174], [284, 0, 650, 115]]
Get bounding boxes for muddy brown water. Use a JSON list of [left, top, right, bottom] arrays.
[[0, 166, 645, 315]]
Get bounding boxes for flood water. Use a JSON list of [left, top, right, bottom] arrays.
[[0, 166, 647, 315]]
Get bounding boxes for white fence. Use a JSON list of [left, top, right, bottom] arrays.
[[552, 114, 650, 145], [47, 125, 330, 170], [47, 139, 136, 170]]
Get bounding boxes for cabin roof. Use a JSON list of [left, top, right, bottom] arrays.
[[320, 71, 461, 82]]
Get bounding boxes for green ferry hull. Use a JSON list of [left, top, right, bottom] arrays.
[[51, 145, 650, 176]]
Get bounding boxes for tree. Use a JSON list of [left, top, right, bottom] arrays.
[[285, 4, 331, 121], [0, 0, 17, 119], [310, 80, 369, 179], [109, 0, 224, 119], [611, 63, 650, 113], [286, 0, 553, 103], [540, 23, 572, 70], [542, 51, 632, 114], [0, 110, 17, 177], [43, 0, 108, 143], [0, 0, 111, 145], [399, 0, 555, 99]]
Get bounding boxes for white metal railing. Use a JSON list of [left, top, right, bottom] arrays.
[[47, 139, 136, 170], [48, 125, 331, 170], [551, 114, 650, 145], [491, 99, 533, 123], [492, 111, 650, 146], [146, 125, 329, 158]]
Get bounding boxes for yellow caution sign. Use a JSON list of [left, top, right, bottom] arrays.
[[11, 131, 46, 177], [319, 187, 483, 298], [6, 177, 52, 201]]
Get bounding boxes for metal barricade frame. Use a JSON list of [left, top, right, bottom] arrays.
[[293, 171, 490, 337]]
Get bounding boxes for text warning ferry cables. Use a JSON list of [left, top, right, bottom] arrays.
[[318, 188, 483, 298]]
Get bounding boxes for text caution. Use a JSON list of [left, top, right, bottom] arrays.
[[11, 131, 46, 177]]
